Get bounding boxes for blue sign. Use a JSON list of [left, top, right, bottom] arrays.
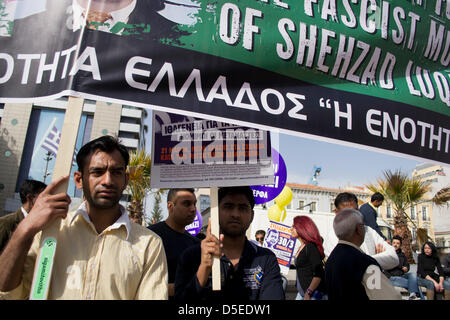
[[250, 148, 287, 204]]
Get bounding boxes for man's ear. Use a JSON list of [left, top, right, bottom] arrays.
[[73, 171, 83, 190]]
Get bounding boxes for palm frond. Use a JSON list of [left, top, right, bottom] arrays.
[[432, 186, 450, 206]]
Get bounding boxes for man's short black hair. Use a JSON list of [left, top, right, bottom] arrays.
[[392, 235, 402, 244], [255, 230, 265, 236], [76, 135, 129, 173], [371, 192, 385, 202], [167, 188, 195, 203], [334, 192, 358, 209], [218, 186, 255, 209], [19, 179, 47, 204]]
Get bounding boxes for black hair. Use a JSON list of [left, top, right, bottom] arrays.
[[76, 135, 129, 173], [422, 241, 438, 257], [19, 180, 47, 204], [255, 230, 266, 236], [218, 186, 255, 209], [371, 192, 385, 202], [334, 192, 358, 209], [167, 188, 195, 203], [392, 235, 402, 244]]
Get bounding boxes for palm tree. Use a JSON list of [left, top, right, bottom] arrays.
[[126, 149, 152, 225], [366, 169, 431, 263]]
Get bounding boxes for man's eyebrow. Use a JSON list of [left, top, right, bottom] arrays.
[[88, 165, 126, 171]]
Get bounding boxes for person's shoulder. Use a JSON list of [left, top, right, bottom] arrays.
[[148, 221, 166, 232], [0, 210, 20, 223], [359, 203, 371, 211], [131, 222, 164, 244]]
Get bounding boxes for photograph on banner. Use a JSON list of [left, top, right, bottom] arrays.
[[150, 111, 275, 188], [250, 148, 287, 205], [0, 1, 448, 164], [264, 220, 296, 275]]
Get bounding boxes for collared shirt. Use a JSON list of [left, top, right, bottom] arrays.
[[174, 239, 285, 301], [20, 207, 28, 219], [72, 0, 137, 34], [337, 240, 401, 300], [0, 202, 168, 300], [368, 201, 378, 212]]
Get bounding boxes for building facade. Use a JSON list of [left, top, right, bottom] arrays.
[[411, 163, 450, 249], [0, 98, 147, 215]]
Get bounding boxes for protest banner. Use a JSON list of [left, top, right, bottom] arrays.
[[264, 220, 296, 275], [151, 110, 274, 290], [0, 0, 448, 164], [150, 111, 274, 188]]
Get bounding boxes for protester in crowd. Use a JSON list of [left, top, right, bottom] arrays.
[[255, 230, 266, 246], [417, 241, 445, 300], [359, 192, 386, 240], [323, 192, 398, 270], [149, 188, 200, 298], [0, 180, 46, 253], [291, 215, 327, 300], [0, 135, 168, 299], [383, 235, 422, 300], [325, 209, 401, 300], [174, 186, 285, 300], [441, 252, 450, 300]]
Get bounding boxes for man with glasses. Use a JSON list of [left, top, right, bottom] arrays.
[[174, 186, 285, 300], [255, 230, 265, 246]]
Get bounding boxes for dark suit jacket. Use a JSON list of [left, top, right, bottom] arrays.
[[359, 203, 386, 240], [0, 208, 25, 253]]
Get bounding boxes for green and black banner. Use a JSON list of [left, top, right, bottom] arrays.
[[0, 0, 449, 163]]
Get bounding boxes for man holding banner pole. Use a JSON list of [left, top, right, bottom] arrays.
[[0, 135, 168, 299], [174, 186, 285, 300]]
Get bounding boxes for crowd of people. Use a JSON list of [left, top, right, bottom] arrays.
[[0, 135, 449, 300]]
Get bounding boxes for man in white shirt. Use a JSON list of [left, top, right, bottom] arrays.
[[323, 192, 398, 270]]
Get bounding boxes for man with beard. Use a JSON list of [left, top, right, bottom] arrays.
[[174, 186, 285, 300], [0, 136, 168, 299], [149, 188, 200, 299]]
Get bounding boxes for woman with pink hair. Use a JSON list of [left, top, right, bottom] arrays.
[[291, 215, 327, 300]]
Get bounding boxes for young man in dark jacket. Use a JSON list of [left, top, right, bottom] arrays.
[[384, 235, 422, 300]]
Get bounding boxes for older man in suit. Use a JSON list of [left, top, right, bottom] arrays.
[[0, 180, 46, 253]]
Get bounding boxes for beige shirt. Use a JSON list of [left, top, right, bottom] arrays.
[[338, 240, 401, 300], [0, 202, 168, 300]]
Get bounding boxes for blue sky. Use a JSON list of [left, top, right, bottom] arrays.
[[278, 133, 422, 189]]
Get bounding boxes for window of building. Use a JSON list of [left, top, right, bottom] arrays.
[[386, 204, 392, 219], [16, 107, 92, 198], [310, 202, 317, 212], [330, 201, 335, 213], [422, 206, 428, 221], [410, 206, 416, 220], [298, 200, 305, 210]]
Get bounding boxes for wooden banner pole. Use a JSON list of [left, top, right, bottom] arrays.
[[210, 187, 221, 291], [29, 97, 84, 300]]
